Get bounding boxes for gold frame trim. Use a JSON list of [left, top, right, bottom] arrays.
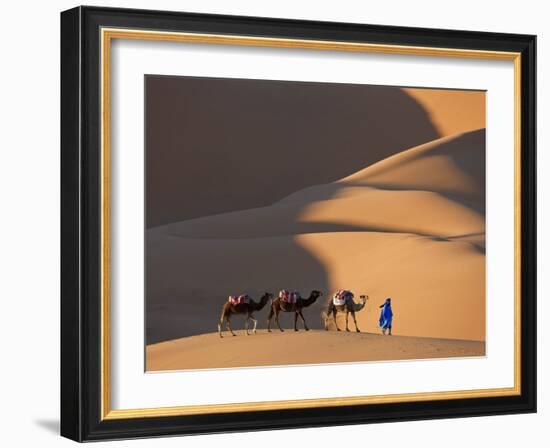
[[100, 28, 522, 420]]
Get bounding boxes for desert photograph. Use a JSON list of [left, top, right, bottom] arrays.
[[144, 75, 486, 371]]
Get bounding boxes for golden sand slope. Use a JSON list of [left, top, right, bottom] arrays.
[[300, 231, 485, 339], [339, 129, 485, 206], [146, 129, 486, 347], [403, 88, 485, 137], [147, 330, 485, 371]]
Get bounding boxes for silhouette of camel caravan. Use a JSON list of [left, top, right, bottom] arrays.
[[267, 290, 323, 332], [322, 290, 368, 333]]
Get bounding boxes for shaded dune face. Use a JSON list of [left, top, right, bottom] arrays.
[[146, 128, 486, 345], [146, 77, 441, 228], [157, 131, 485, 245], [146, 232, 329, 344]]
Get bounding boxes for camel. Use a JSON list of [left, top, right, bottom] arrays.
[[267, 290, 323, 332], [218, 292, 273, 338], [323, 294, 368, 332]]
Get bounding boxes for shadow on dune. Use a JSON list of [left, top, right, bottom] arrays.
[[153, 130, 486, 251], [162, 220, 485, 253], [145, 231, 330, 344], [144, 79, 484, 349], [146, 76, 440, 228]]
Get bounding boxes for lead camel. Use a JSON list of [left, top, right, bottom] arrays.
[[323, 294, 368, 332]]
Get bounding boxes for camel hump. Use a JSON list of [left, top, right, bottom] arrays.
[[228, 294, 250, 305], [333, 290, 354, 305], [279, 290, 301, 303]]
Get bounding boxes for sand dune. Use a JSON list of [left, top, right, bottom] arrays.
[[339, 129, 485, 212], [158, 186, 482, 241], [146, 230, 484, 345], [402, 88, 485, 137], [147, 79, 485, 228], [146, 128, 486, 351], [146, 80, 445, 227], [157, 130, 485, 240], [299, 231, 485, 339], [147, 330, 485, 371]]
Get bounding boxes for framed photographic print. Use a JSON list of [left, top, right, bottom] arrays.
[[60, 6, 536, 442]]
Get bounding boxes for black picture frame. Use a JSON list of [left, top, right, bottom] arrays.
[[61, 5, 536, 442]]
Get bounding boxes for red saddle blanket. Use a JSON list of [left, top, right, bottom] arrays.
[[333, 289, 353, 305], [228, 294, 250, 305], [279, 290, 301, 303]]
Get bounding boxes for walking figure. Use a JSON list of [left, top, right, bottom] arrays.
[[379, 297, 393, 336]]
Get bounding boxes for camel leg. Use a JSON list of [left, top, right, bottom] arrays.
[[275, 309, 284, 332], [267, 306, 274, 332], [226, 315, 236, 336], [245, 315, 250, 336], [249, 313, 258, 334], [345, 311, 350, 332], [218, 316, 224, 338], [333, 308, 341, 331], [324, 304, 333, 330], [218, 306, 228, 338], [298, 310, 309, 331], [351, 311, 360, 332]]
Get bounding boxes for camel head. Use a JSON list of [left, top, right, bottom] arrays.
[[355, 294, 369, 311], [260, 292, 274, 305], [297, 290, 322, 308], [309, 290, 323, 302]]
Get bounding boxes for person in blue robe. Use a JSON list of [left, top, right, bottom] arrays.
[[379, 298, 393, 335]]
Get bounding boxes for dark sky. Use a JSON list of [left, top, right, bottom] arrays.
[[145, 76, 440, 228]]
